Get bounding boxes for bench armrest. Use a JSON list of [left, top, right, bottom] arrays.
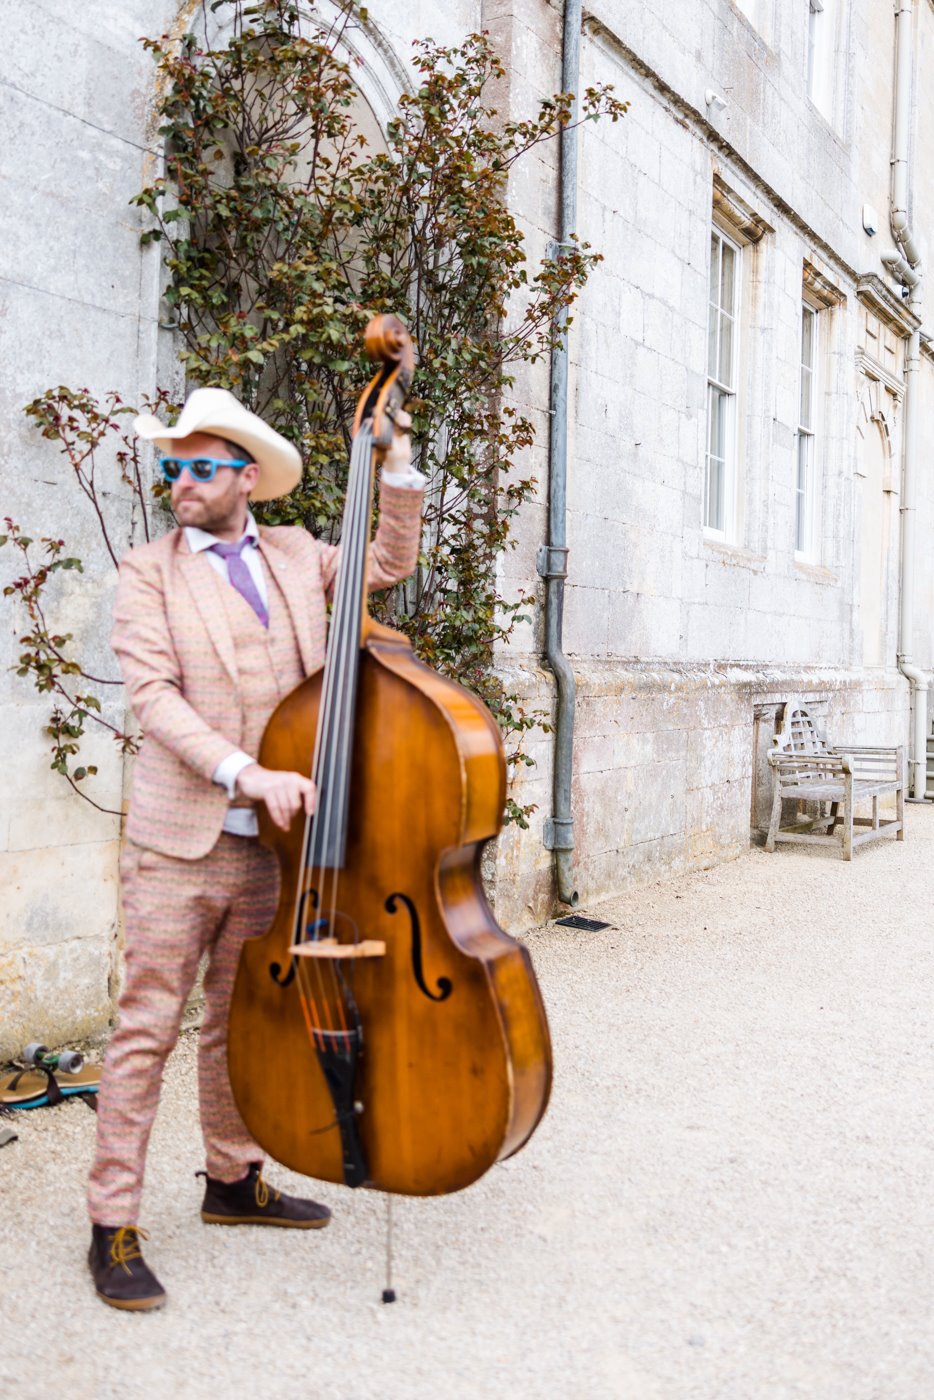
[[833, 744, 899, 755], [833, 743, 903, 782], [768, 753, 850, 774]]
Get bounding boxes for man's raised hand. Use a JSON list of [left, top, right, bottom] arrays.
[[381, 408, 413, 473]]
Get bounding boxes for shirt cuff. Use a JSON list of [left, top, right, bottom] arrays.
[[212, 750, 256, 799], [380, 467, 427, 491]]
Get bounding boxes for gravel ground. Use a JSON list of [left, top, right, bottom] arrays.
[[2, 807, 933, 1400]]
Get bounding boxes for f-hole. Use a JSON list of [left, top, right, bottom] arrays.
[[269, 886, 320, 987], [385, 892, 453, 1002]]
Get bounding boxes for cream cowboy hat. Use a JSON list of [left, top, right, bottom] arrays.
[[133, 387, 302, 502]]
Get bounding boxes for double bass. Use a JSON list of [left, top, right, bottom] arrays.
[[227, 315, 552, 1195]]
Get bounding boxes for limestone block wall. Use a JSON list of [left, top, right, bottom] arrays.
[[905, 3, 934, 688], [913, 352, 934, 677], [488, 0, 929, 924], [492, 659, 909, 930], [0, 1, 492, 1058], [0, 0, 181, 1057]]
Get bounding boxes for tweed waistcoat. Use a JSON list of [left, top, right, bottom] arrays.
[[217, 555, 305, 809]]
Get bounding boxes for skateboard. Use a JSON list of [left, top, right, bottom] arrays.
[[0, 1043, 101, 1110]]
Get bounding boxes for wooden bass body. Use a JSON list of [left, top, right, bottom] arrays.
[[227, 624, 552, 1195]]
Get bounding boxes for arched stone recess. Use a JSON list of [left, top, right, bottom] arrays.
[[315, 1, 410, 134], [191, 1, 408, 144], [854, 387, 898, 668], [141, 2, 412, 420], [854, 377, 900, 493], [132, 0, 413, 517]]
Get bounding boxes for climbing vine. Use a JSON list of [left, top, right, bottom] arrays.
[[4, 0, 626, 824]]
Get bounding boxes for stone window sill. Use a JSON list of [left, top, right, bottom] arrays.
[[702, 537, 767, 572], [794, 558, 837, 585]]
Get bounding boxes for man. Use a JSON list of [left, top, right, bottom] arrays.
[[87, 387, 424, 1310]]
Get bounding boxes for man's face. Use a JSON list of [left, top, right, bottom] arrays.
[[167, 431, 260, 533]]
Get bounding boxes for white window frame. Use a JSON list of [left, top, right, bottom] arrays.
[[806, 0, 823, 96], [795, 301, 820, 561], [807, 0, 835, 120], [705, 227, 742, 540]]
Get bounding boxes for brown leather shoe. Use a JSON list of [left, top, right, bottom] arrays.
[[89, 1225, 166, 1311], [198, 1163, 331, 1229]]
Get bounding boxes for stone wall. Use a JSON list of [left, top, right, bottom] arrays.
[[492, 660, 908, 929], [0, 0, 187, 1055], [487, 0, 932, 924], [0, 0, 490, 1058]]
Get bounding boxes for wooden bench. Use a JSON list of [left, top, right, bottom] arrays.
[[765, 700, 904, 860]]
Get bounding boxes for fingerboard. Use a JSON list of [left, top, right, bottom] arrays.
[[305, 426, 374, 871]]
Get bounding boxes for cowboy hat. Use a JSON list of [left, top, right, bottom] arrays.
[[133, 387, 302, 502]]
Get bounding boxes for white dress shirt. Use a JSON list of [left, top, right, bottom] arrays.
[[192, 467, 426, 838]]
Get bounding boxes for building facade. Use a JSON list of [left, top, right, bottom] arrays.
[[2, 0, 932, 1051], [492, 0, 934, 923]]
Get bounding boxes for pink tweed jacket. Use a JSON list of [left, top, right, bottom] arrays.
[[112, 481, 423, 859]]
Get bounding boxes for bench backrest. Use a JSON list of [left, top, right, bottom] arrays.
[[770, 700, 836, 781]]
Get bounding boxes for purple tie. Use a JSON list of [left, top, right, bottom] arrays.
[[209, 538, 269, 628]]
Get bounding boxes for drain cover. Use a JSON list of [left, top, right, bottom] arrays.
[[554, 915, 612, 932]]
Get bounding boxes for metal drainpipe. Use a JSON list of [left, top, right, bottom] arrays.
[[538, 0, 581, 905], [897, 327, 927, 800], [887, 0, 929, 800]]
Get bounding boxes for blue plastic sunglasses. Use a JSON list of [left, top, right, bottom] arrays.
[[160, 455, 250, 484]]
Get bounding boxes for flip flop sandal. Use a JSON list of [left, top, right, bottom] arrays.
[[0, 1062, 102, 1111]]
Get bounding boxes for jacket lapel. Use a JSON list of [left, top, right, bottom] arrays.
[[178, 539, 239, 685], [259, 532, 315, 674]]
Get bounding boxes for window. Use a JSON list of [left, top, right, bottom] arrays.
[[806, 0, 835, 119], [796, 303, 819, 557], [806, 0, 823, 95], [733, 0, 772, 37], [706, 229, 741, 535]]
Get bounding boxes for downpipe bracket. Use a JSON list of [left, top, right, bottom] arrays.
[[537, 544, 569, 580], [543, 817, 575, 852]]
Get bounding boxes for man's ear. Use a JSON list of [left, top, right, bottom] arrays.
[[242, 462, 260, 495]]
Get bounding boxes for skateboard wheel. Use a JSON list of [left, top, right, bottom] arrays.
[[56, 1050, 84, 1074], [23, 1043, 49, 1065]]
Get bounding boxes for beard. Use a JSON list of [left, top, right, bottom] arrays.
[[173, 488, 241, 533]]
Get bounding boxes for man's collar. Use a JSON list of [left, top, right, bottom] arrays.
[[184, 513, 260, 555]]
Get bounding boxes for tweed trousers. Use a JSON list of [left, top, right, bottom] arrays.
[[87, 834, 279, 1225]]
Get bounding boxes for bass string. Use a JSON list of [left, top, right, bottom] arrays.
[[287, 432, 365, 1044], [316, 423, 374, 1028], [321, 422, 373, 963], [288, 431, 362, 1044], [320, 423, 375, 1037], [302, 426, 368, 1039], [293, 424, 373, 1042], [311, 427, 367, 1036]]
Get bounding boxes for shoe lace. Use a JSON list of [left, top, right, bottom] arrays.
[[109, 1226, 149, 1275], [254, 1171, 280, 1209]]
